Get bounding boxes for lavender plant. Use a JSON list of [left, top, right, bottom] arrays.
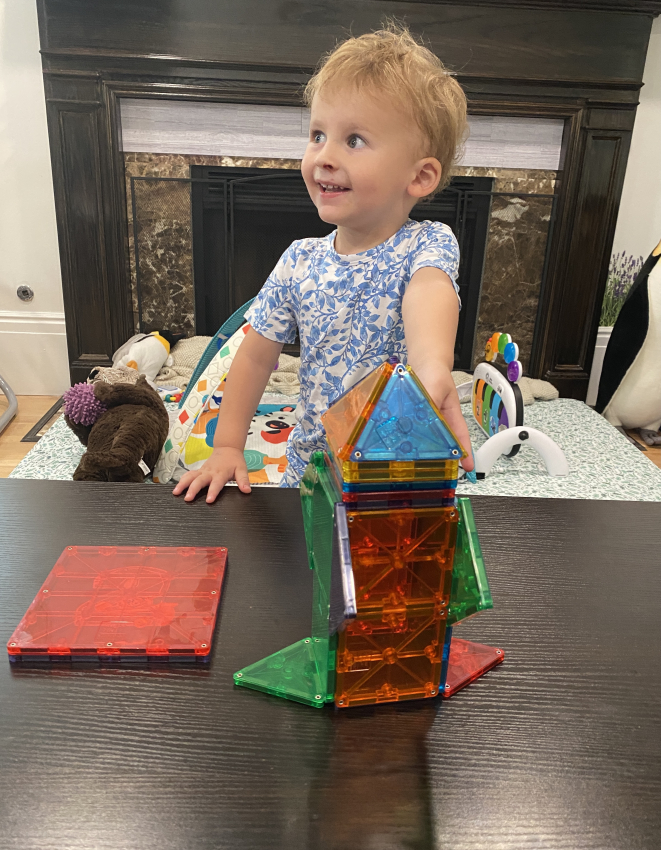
[[600, 251, 644, 327]]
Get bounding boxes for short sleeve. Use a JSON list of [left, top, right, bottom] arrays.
[[408, 221, 461, 303], [244, 243, 299, 344]]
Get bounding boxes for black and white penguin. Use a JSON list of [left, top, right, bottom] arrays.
[[596, 240, 661, 443]]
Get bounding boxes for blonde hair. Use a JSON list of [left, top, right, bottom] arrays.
[[304, 22, 467, 194]]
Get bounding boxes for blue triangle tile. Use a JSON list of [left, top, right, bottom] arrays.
[[351, 365, 463, 461]]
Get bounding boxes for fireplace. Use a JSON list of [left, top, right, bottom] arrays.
[[127, 154, 556, 371], [129, 164, 504, 369], [37, 0, 659, 396]]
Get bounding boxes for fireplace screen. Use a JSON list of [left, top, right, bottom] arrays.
[[128, 167, 556, 371]]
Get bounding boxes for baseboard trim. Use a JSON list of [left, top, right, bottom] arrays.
[[0, 311, 70, 394], [0, 311, 66, 336]]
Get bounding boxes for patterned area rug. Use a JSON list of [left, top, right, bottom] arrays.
[[456, 398, 661, 500]]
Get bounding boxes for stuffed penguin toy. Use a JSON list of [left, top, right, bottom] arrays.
[[113, 330, 182, 381], [596, 239, 661, 444]]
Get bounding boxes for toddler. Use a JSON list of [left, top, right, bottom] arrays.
[[174, 23, 473, 503]]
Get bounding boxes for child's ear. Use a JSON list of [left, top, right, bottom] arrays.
[[409, 157, 442, 200]]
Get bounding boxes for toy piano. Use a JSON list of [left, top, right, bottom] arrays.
[[469, 332, 569, 478]]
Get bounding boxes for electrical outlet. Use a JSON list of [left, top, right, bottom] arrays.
[[17, 285, 34, 302]]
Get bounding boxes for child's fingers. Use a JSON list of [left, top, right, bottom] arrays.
[[206, 474, 230, 503], [174, 453, 251, 502], [450, 416, 474, 471], [235, 466, 252, 494], [173, 471, 196, 495], [459, 444, 474, 472], [455, 426, 474, 471], [441, 395, 474, 472], [183, 472, 210, 502]]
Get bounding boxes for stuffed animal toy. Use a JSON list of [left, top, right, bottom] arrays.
[[112, 330, 183, 381], [87, 364, 145, 387], [596, 239, 661, 445], [63, 377, 169, 482]]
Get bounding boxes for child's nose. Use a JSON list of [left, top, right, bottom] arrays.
[[314, 141, 338, 170]]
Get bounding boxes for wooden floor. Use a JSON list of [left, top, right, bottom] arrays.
[[1, 395, 660, 478], [625, 429, 661, 470], [0, 396, 60, 478]]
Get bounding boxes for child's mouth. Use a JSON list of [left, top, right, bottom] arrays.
[[319, 183, 350, 195]]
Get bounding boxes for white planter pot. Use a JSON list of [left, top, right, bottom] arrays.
[[586, 326, 613, 407]]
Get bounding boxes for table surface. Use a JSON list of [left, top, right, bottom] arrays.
[[0, 480, 660, 850]]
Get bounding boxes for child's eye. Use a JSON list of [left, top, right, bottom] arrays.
[[347, 135, 366, 149], [311, 131, 326, 144]]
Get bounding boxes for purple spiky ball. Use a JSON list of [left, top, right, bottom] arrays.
[[63, 383, 108, 426]]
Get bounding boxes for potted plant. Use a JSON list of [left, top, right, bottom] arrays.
[[587, 251, 644, 405], [599, 252, 644, 327]]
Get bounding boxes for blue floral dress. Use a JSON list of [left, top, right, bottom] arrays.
[[246, 218, 460, 486]]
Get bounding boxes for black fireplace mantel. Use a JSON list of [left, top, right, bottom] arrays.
[[37, 0, 659, 397]]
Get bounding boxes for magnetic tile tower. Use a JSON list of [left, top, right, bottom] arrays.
[[235, 359, 504, 708]]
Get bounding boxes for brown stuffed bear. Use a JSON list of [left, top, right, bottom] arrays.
[[66, 377, 169, 482]]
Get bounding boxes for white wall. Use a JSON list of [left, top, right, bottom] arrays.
[[0, 0, 69, 395], [612, 15, 661, 262]]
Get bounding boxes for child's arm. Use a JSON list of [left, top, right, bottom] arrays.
[[173, 328, 283, 502], [402, 267, 474, 471]]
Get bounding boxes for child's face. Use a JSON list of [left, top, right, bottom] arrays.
[[302, 87, 436, 240]]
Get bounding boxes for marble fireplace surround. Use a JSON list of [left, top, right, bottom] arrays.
[[125, 152, 555, 371]]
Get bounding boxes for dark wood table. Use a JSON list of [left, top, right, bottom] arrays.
[[1, 480, 660, 850]]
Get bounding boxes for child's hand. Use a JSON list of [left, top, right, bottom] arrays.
[[435, 381, 474, 473], [403, 267, 473, 472], [172, 447, 251, 503], [414, 365, 474, 473], [172, 329, 283, 504]]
